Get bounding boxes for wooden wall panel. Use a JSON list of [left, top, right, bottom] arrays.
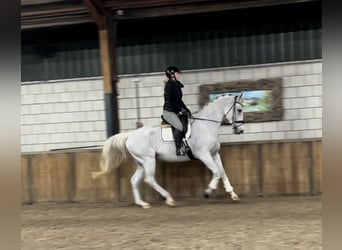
[[219, 144, 259, 198], [291, 142, 311, 194], [222, 144, 260, 197], [74, 151, 118, 202], [263, 143, 289, 195], [241, 144, 260, 196], [21, 140, 322, 203], [262, 143, 280, 195], [21, 155, 31, 203], [163, 161, 207, 198], [30, 155, 50, 201], [31, 153, 74, 202], [263, 142, 310, 196], [313, 141, 322, 194], [278, 143, 294, 194]]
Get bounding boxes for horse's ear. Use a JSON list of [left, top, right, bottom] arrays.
[[239, 91, 243, 99]]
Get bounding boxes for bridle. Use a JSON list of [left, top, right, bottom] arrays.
[[192, 96, 244, 129]]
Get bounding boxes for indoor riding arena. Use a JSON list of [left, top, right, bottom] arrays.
[[21, 0, 322, 249]]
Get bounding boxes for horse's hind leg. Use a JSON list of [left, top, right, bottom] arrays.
[[143, 158, 176, 206], [131, 164, 151, 209]]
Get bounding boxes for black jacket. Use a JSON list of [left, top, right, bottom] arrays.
[[163, 80, 189, 113]]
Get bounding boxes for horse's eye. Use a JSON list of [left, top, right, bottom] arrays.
[[237, 109, 242, 113]]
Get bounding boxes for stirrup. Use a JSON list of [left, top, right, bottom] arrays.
[[176, 148, 186, 156], [182, 139, 191, 153]]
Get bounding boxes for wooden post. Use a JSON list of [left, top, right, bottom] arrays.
[[84, 0, 119, 137], [99, 27, 119, 136], [108, 17, 120, 135], [85, 0, 120, 202]]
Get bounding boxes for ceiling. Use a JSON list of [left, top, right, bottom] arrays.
[[21, 0, 319, 29]]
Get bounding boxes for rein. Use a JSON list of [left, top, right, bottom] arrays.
[[192, 117, 222, 124], [192, 117, 245, 125]]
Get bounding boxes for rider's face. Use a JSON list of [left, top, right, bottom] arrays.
[[174, 72, 180, 81]]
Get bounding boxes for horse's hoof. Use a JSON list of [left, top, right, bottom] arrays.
[[204, 188, 212, 199], [141, 202, 151, 209], [230, 192, 240, 202], [166, 198, 176, 206], [232, 197, 240, 203]]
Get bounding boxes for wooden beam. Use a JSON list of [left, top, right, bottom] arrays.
[[21, 0, 319, 18], [21, 6, 87, 17], [83, 0, 106, 29], [105, 0, 317, 9], [91, 0, 106, 13], [104, 0, 211, 9], [109, 0, 319, 19]]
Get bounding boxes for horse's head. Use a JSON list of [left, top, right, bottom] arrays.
[[224, 92, 244, 134]]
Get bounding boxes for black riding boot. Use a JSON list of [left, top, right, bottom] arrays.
[[172, 127, 185, 156]]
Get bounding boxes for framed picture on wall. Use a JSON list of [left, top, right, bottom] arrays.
[[199, 78, 283, 122]]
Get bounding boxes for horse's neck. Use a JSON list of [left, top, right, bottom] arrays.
[[197, 97, 232, 121], [192, 97, 233, 133], [197, 108, 222, 121]]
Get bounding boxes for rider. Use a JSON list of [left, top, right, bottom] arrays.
[[162, 66, 191, 156]]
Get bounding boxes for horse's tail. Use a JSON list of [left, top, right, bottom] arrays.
[[91, 132, 131, 179]]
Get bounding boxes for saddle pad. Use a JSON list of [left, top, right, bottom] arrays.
[[160, 120, 192, 142], [161, 127, 174, 142]]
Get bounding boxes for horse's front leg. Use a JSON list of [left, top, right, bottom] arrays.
[[197, 153, 224, 198], [213, 153, 240, 202]]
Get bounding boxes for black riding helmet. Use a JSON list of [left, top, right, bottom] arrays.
[[165, 66, 181, 79]]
